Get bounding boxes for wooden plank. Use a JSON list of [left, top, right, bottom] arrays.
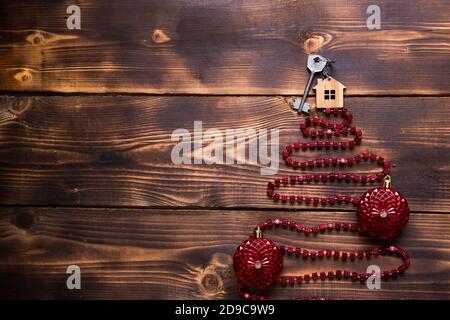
[[0, 0, 449, 94], [0, 95, 449, 211], [0, 208, 448, 299]]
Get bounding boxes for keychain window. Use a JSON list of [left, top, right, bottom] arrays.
[[324, 89, 336, 100]]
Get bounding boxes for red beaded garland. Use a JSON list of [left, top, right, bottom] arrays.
[[233, 219, 411, 300], [237, 107, 412, 299], [267, 107, 409, 239]]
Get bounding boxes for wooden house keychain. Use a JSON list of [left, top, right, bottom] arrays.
[[233, 55, 411, 300]]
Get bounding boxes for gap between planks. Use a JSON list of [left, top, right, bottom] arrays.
[[0, 205, 448, 215]]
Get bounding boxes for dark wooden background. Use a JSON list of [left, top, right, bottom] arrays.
[[0, 0, 449, 299]]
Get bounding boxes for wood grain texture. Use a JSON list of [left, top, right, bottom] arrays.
[[0, 0, 449, 94], [0, 95, 448, 211], [0, 207, 448, 299]]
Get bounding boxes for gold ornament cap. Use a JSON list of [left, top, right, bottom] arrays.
[[382, 175, 392, 188]]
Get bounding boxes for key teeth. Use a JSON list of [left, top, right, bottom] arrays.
[[300, 103, 311, 114], [291, 99, 301, 111]]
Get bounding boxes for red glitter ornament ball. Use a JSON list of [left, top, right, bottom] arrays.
[[357, 176, 409, 239], [233, 230, 283, 290]]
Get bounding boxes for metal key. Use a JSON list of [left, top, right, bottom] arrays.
[[292, 54, 329, 114]]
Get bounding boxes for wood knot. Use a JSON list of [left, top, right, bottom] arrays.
[[14, 70, 33, 83], [11, 211, 36, 230], [300, 32, 325, 54], [26, 32, 45, 46], [196, 253, 232, 298], [6, 97, 32, 116], [152, 29, 171, 44], [200, 272, 221, 292]]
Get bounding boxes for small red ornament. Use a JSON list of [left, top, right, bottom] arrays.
[[357, 175, 409, 239], [233, 227, 283, 290]]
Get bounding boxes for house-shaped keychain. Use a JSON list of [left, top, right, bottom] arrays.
[[313, 76, 346, 109]]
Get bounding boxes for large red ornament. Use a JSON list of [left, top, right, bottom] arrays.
[[233, 228, 283, 290], [357, 176, 409, 239]]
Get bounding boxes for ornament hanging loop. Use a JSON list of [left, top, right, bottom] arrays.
[[382, 175, 392, 188], [254, 226, 263, 239]]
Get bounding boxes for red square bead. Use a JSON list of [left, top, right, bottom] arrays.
[[333, 250, 340, 259], [313, 117, 319, 124]]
